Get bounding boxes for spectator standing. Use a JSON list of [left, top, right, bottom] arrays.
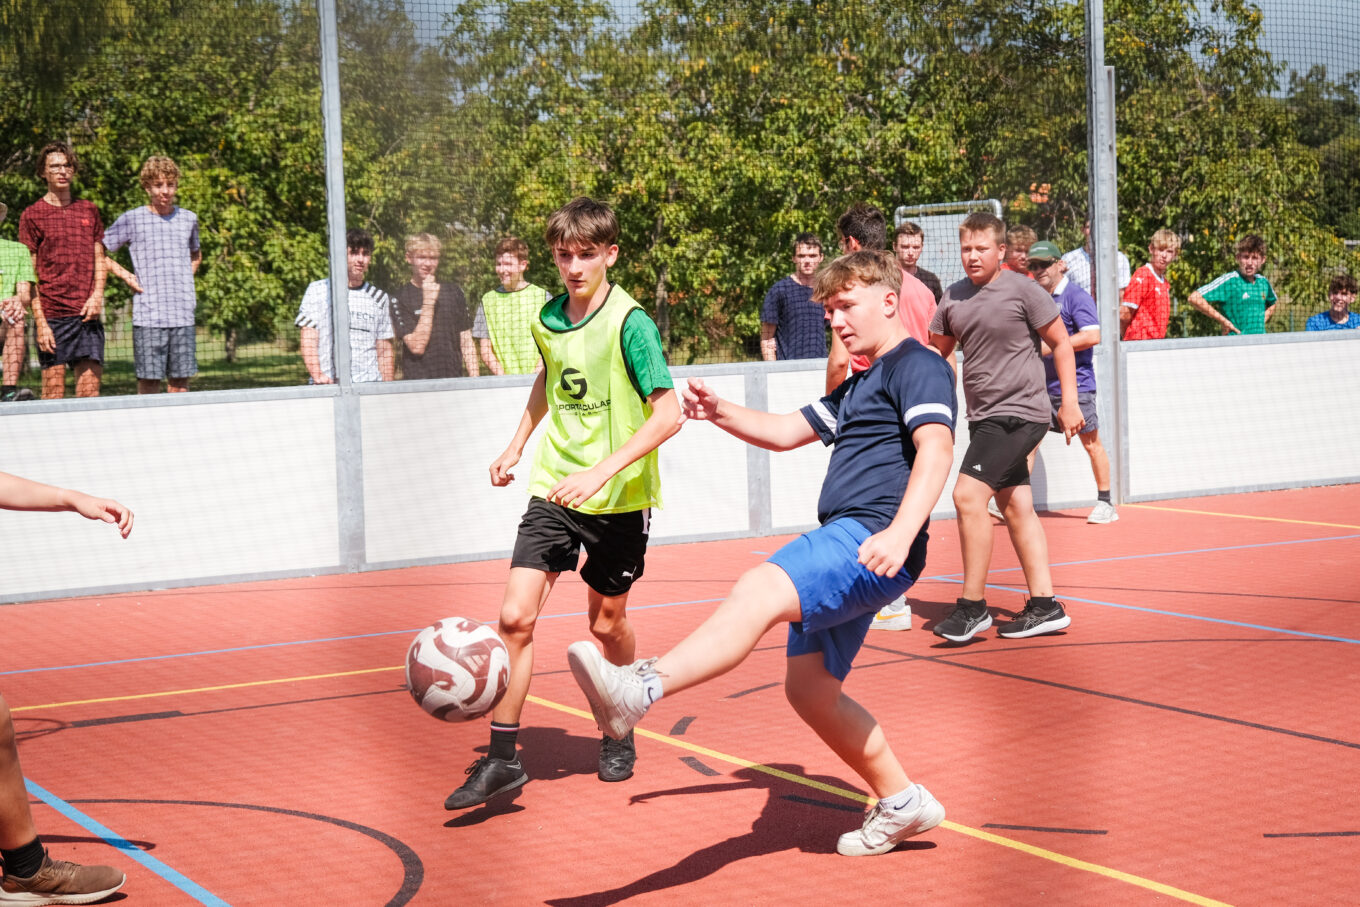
[[929, 213, 1083, 642], [760, 232, 825, 361], [473, 236, 547, 375], [0, 202, 37, 401], [103, 156, 202, 394], [1062, 219, 1131, 299], [18, 143, 106, 399], [1027, 241, 1117, 523], [296, 228, 394, 384], [1120, 229, 1181, 340], [391, 233, 474, 379], [1002, 225, 1037, 278], [1187, 234, 1276, 335], [1305, 275, 1360, 331], [892, 222, 943, 302]]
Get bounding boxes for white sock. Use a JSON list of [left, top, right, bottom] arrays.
[[641, 672, 665, 705], [881, 784, 920, 813]]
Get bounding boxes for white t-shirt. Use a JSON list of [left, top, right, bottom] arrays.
[[1061, 246, 1131, 297], [295, 279, 394, 382]]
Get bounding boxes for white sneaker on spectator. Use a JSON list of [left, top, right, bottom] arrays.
[[1087, 501, 1119, 524], [987, 498, 1005, 522], [870, 597, 912, 631]]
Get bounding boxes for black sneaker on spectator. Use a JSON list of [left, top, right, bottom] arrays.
[[444, 755, 527, 809], [0, 388, 34, 402], [932, 599, 992, 642], [598, 730, 637, 782], [997, 599, 1071, 638], [0, 851, 125, 906]]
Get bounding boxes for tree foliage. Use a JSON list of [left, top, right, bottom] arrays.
[[1, 0, 1354, 359]]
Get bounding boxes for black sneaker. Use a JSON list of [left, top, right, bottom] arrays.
[[444, 755, 528, 809], [932, 599, 993, 642], [598, 731, 636, 782], [0, 388, 34, 402], [997, 599, 1071, 638]]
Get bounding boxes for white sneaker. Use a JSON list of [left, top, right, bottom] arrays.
[[1087, 500, 1119, 524], [566, 641, 657, 739], [837, 784, 946, 856], [987, 498, 1005, 521], [870, 597, 912, 631]]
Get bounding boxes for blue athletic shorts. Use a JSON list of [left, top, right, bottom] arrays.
[[768, 518, 926, 681]]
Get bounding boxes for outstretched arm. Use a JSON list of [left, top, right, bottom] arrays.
[[682, 377, 819, 451], [0, 472, 133, 537]]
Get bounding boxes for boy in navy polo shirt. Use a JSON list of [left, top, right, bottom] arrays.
[[567, 250, 958, 857]]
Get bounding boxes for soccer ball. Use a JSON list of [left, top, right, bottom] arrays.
[[405, 618, 510, 722]]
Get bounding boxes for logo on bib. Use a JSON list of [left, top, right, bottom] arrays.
[[560, 368, 588, 400]]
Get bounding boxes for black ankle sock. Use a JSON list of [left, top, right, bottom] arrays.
[[958, 597, 987, 610], [1097, 489, 1112, 504], [489, 723, 519, 761], [1, 385, 14, 395], [1, 837, 45, 879], [1029, 595, 1056, 609]]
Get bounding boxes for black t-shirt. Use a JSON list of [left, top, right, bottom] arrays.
[[390, 282, 470, 379], [915, 267, 943, 303]]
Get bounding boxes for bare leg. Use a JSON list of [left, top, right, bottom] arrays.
[[784, 654, 910, 799], [1081, 428, 1110, 493], [40, 365, 65, 400], [952, 473, 996, 600], [167, 378, 190, 393], [137, 379, 162, 394], [653, 563, 802, 694], [587, 588, 635, 667], [73, 360, 101, 398], [490, 567, 557, 725], [0, 694, 38, 850], [1, 324, 22, 387], [994, 484, 1054, 598]]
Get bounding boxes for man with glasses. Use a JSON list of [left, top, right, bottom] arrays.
[[1026, 241, 1115, 524]]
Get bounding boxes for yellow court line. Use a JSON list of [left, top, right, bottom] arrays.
[[16, 669, 1230, 906], [1124, 502, 1360, 531], [9, 666, 401, 712]]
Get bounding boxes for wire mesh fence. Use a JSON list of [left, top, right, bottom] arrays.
[[0, 0, 1356, 399]]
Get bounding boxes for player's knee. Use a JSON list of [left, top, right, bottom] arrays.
[[497, 604, 538, 641], [589, 610, 629, 645]]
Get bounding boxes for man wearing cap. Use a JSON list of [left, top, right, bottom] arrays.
[[0, 202, 37, 402], [1027, 240, 1116, 524]]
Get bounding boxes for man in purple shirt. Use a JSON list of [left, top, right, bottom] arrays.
[[1027, 241, 1116, 524]]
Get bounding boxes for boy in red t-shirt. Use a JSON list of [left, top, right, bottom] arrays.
[[1120, 229, 1181, 341]]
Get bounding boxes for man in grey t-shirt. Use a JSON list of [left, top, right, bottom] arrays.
[[928, 213, 1082, 643], [103, 156, 201, 393]]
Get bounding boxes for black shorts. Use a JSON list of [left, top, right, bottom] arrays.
[[38, 316, 104, 368], [962, 416, 1049, 490], [511, 497, 651, 597]]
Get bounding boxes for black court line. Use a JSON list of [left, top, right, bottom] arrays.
[[983, 823, 1108, 835], [679, 756, 723, 777], [859, 642, 1360, 751], [69, 798, 422, 907], [71, 711, 183, 728], [781, 794, 863, 814], [1263, 831, 1360, 838], [670, 716, 695, 736], [726, 682, 781, 699]]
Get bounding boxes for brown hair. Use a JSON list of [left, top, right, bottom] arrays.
[[1005, 224, 1037, 249], [812, 250, 900, 304], [1329, 273, 1357, 295], [836, 202, 888, 250], [544, 197, 619, 249], [1235, 234, 1267, 257], [36, 141, 78, 178], [495, 236, 530, 261], [959, 212, 1006, 245], [139, 155, 181, 189], [893, 221, 924, 241]]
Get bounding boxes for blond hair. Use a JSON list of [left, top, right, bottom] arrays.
[[1005, 224, 1037, 249], [139, 155, 181, 189], [1149, 229, 1181, 253], [959, 212, 1006, 245], [404, 232, 442, 256], [812, 250, 900, 304]]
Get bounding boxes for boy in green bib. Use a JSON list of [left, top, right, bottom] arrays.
[[445, 197, 681, 810]]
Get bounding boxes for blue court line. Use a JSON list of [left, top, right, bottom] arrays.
[[948, 579, 1360, 645], [24, 778, 228, 906], [922, 532, 1360, 581], [1, 598, 725, 678]]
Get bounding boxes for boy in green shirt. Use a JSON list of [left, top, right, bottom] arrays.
[[445, 198, 681, 810], [1188, 234, 1277, 335], [473, 236, 548, 375], [0, 202, 38, 401]]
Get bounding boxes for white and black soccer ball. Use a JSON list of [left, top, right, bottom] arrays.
[[405, 618, 510, 722]]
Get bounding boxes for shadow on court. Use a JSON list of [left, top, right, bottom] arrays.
[[443, 726, 601, 827], [542, 763, 933, 906]]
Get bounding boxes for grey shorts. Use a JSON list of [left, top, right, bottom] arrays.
[[134, 325, 198, 380], [1048, 391, 1099, 435]]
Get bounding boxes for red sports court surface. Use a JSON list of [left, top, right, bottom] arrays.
[[4, 485, 1358, 905]]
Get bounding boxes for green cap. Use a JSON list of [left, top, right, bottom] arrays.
[[1027, 240, 1061, 262]]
